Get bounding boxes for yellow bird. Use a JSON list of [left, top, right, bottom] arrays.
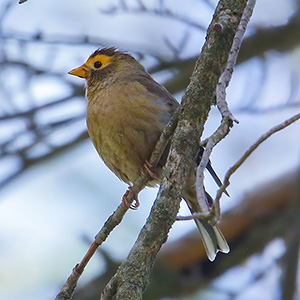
[[68, 47, 229, 261]]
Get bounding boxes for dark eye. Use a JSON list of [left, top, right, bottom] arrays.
[[94, 61, 102, 69]]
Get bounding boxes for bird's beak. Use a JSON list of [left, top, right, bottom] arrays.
[[68, 64, 89, 78]]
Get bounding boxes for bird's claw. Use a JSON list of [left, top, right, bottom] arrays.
[[122, 188, 140, 210], [143, 161, 160, 179]]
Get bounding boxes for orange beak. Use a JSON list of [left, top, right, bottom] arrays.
[[68, 64, 89, 78]]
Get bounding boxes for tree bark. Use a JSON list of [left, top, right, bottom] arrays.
[[74, 168, 299, 300], [100, 1, 250, 299]]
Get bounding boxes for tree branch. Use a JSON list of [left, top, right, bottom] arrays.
[[149, 169, 300, 300], [72, 168, 300, 300], [160, 8, 300, 95], [54, 106, 179, 300], [215, 111, 300, 205], [101, 1, 251, 299], [196, 0, 255, 223]]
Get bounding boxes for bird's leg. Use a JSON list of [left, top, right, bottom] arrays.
[[122, 187, 140, 210], [143, 161, 160, 180]]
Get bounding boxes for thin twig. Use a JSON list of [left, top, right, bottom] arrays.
[[148, 107, 180, 166], [101, 4, 207, 31], [54, 107, 179, 300], [196, 120, 234, 217], [215, 111, 300, 206], [216, 0, 256, 121], [196, 0, 256, 221], [176, 211, 211, 221]]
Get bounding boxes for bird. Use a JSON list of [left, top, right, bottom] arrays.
[[68, 47, 229, 261]]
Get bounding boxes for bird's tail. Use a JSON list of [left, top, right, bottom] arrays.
[[194, 218, 229, 261], [184, 154, 230, 261]]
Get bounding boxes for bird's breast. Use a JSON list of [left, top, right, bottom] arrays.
[[86, 83, 167, 184]]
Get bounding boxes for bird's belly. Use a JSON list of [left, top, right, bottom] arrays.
[[86, 88, 167, 185], [87, 111, 145, 184]]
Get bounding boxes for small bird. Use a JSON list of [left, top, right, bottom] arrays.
[[68, 47, 229, 261]]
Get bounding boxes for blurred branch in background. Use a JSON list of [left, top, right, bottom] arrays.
[[1, 0, 300, 190], [280, 167, 300, 300]]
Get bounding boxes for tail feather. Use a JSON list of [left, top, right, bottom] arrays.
[[184, 159, 230, 261], [195, 219, 230, 261]]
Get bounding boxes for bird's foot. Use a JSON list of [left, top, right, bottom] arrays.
[[143, 161, 160, 179], [122, 187, 140, 210]]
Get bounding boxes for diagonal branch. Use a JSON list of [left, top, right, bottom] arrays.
[[215, 111, 300, 205], [196, 0, 255, 220], [100, 1, 251, 299], [54, 107, 179, 300], [71, 168, 300, 300]]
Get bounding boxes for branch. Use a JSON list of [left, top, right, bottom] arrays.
[[280, 168, 300, 300], [215, 111, 300, 204], [196, 0, 255, 220], [216, 0, 256, 121], [176, 211, 210, 221], [238, 12, 300, 64], [73, 168, 300, 300], [0, 30, 113, 47], [101, 3, 207, 31], [159, 9, 300, 95], [100, 1, 251, 299], [149, 169, 300, 300], [0, 130, 88, 190], [54, 107, 179, 300]]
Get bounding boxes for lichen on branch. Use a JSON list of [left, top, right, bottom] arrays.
[[101, 1, 251, 299]]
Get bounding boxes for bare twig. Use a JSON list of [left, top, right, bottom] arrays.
[[176, 211, 210, 221], [163, 31, 190, 59], [0, 30, 111, 47], [101, 3, 207, 31], [73, 169, 299, 300], [196, 0, 256, 220], [217, 0, 256, 121], [215, 111, 300, 205], [0, 130, 88, 190], [196, 120, 234, 217], [54, 107, 179, 300]]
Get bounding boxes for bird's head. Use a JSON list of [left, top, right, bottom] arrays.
[[68, 47, 144, 86]]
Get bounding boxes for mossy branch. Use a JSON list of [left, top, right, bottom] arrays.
[[54, 108, 179, 300], [101, 0, 252, 299]]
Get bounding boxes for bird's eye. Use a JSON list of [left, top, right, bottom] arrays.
[[94, 61, 102, 69]]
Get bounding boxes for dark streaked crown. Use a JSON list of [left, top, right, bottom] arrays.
[[91, 47, 120, 58]]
